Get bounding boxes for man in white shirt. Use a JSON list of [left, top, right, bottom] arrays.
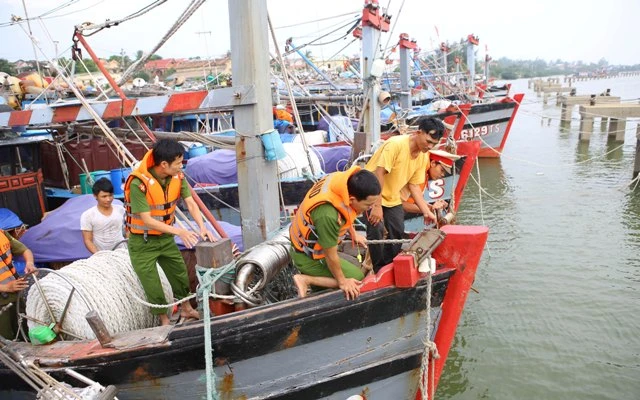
[[80, 178, 126, 253]]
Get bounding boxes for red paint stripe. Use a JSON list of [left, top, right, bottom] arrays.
[[8, 110, 32, 126], [52, 105, 82, 123], [163, 91, 208, 113], [121, 99, 137, 117], [103, 101, 124, 120]]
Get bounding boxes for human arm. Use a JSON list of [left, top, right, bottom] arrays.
[[6, 232, 36, 274], [80, 210, 98, 254], [402, 200, 421, 214], [138, 211, 200, 248], [0, 278, 28, 293], [407, 183, 436, 224], [323, 245, 361, 300], [183, 196, 216, 242], [81, 230, 99, 254], [368, 166, 387, 225]]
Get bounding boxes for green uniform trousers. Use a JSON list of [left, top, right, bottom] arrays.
[[290, 249, 364, 280], [128, 234, 190, 315], [0, 293, 18, 339]]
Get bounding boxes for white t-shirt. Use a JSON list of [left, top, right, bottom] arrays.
[[80, 205, 126, 251]]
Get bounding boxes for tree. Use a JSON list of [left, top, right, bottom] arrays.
[[75, 58, 98, 73], [149, 54, 162, 61], [133, 71, 150, 81], [135, 50, 143, 60], [0, 59, 16, 75]]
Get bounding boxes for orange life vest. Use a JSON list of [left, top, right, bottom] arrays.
[[124, 150, 183, 236], [273, 108, 293, 123], [0, 230, 17, 286], [289, 166, 360, 259]]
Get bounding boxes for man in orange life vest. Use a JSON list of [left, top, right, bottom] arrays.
[[0, 229, 36, 339], [124, 139, 215, 326], [401, 149, 461, 216], [289, 167, 381, 300]]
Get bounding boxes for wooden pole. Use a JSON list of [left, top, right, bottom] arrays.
[[229, 0, 280, 248]]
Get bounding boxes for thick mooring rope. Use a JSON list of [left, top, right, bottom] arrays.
[[25, 249, 173, 340]]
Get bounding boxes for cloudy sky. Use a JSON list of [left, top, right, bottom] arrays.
[[1, 0, 638, 66]]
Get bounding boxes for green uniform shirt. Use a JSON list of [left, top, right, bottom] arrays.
[[128, 168, 191, 237], [3, 231, 27, 257]]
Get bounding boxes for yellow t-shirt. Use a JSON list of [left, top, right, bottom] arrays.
[[365, 135, 427, 207]]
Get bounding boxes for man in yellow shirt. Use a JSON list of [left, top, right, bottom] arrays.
[[364, 117, 445, 272]]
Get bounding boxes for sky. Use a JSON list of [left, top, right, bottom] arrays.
[[0, 0, 639, 66]]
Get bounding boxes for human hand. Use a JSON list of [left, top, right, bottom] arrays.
[[5, 278, 29, 293], [354, 232, 367, 247], [24, 262, 37, 275], [338, 278, 362, 300], [178, 229, 199, 249], [432, 200, 447, 210], [368, 205, 383, 226], [423, 210, 437, 225], [199, 228, 217, 242]]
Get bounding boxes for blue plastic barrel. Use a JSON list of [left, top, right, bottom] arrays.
[[188, 145, 208, 158], [110, 168, 131, 195]]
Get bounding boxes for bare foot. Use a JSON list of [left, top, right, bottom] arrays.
[[293, 274, 309, 298], [159, 314, 171, 326], [180, 307, 200, 320]]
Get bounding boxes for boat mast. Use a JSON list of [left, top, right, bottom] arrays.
[[360, 0, 390, 150], [466, 34, 479, 90], [398, 33, 417, 110], [229, 0, 281, 248]]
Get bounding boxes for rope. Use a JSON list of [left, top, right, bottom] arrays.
[[268, 14, 318, 176], [365, 238, 413, 244], [418, 268, 439, 400], [114, 0, 205, 89], [198, 263, 236, 400], [25, 249, 174, 339]]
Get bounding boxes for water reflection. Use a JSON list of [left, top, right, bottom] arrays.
[[605, 136, 624, 161], [436, 334, 471, 398], [458, 158, 515, 222]]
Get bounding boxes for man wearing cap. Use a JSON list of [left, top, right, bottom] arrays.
[[402, 149, 461, 216], [363, 117, 446, 272]]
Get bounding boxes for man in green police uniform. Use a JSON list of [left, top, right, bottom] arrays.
[[1, 230, 36, 339], [124, 139, 214, 326]]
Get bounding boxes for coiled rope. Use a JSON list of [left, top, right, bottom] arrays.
[[25, 249, 174, 340]]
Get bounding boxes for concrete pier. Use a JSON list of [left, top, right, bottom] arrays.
[[578, 103, 640, 142], [541, 85, 574, 104], [559, 93, 621, 122]]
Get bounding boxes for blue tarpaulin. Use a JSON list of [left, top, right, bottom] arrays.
[[20, 195, 245, 262], [0, 208, 23, 230]]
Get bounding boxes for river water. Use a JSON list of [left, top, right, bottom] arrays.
[[431, 76, 640, 399]]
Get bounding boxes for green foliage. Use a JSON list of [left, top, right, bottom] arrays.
[[149, 54, 163, 61], [0, 59, 17, 75], [75, 58, 98, 73], [133, 71, 150, 81]]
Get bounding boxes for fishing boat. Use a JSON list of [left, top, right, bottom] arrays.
[[0, 1, 488, 398], [408, 93, 525, 158]]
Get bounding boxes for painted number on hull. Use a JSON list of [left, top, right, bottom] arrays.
[[460, 124, 500, 140]]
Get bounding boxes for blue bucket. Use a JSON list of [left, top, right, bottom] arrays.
[[188, 145, 208, 159], [110, 167, 131, 195]]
